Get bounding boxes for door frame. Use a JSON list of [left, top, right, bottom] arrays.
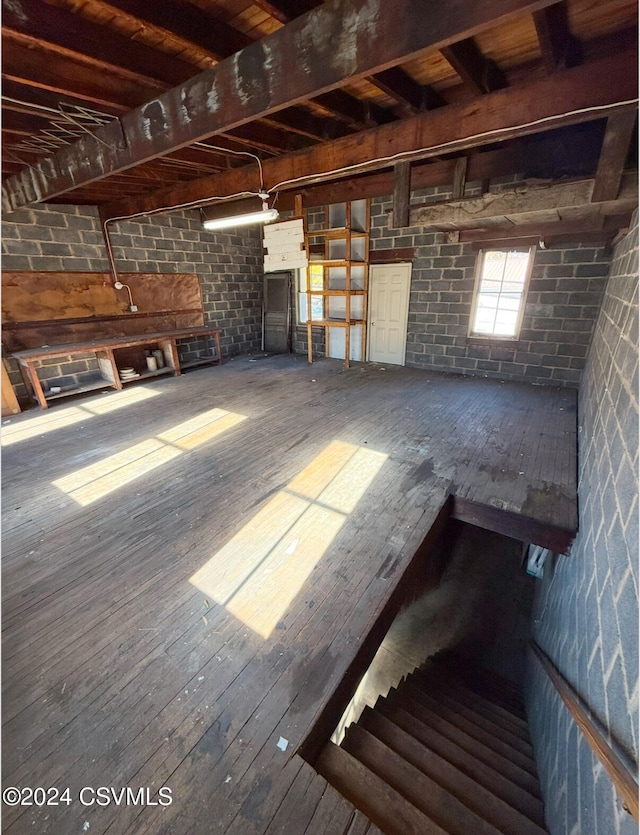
[[366, 262, 412, 365]]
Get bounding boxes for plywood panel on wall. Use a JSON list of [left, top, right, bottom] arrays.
[[2, 272, 205, 351]]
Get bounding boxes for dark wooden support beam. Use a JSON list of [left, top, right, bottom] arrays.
[[179, 127, 603, 214], [452, 156, 468, 199], [591, 111, 638, 203], [533, 2, 582, 71], [2, 0, 562, 211], [440, 38, 507, 95], [451, 497, 575, 554], [392, 162, 411, 227], [93, 48, 637, 221]]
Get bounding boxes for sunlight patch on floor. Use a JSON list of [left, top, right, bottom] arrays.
[[52, 407, 246, 505], [1, 387, 160, 446], [190, 440, 388, 638]]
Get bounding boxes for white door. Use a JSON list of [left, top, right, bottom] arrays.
[[367, 263, 412, 365]]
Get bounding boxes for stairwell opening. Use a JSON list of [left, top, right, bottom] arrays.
[[300, 516, 549, 835]]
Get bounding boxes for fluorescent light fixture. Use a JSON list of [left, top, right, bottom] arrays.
[[203, 206, 279, 231]]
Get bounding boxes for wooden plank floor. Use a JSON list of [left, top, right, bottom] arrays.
[[1, 356, 577, 834]]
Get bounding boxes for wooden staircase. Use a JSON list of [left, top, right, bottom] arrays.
[[315, 654, 548, 835]]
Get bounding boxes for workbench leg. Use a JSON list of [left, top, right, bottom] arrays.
[[214, 332, 222, 365], [24, 361, 48, 410]]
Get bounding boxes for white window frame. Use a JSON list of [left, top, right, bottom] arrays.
[[468, 246, 536, 340]]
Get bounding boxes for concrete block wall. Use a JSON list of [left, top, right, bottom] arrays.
[[525, 210, 638, 835], [370, 189, 610, 387], [291, 188, 608, 383], [2, 204, 263, 402]]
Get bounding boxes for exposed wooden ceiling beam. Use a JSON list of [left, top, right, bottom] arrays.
[[94, 126, 602, 213], [1, 78, 126, 118], [94, 47, 637, 221], [273, 131, 602, 210], [1, 36, 163, 110], [221, 122, 314, 154], [2, 0, 561, 211], [313, 91, 393, 129], [97, 0, 252, 60], [263, 110, 349, 141], [440, 38, 507, 95], [392, 162, 411, 226], [367, 67, 445, 114], [591, 111, 638, 203], [2, 0, 199, 88], [452, 156, 468, 199], [251, 0, 445, 115], [533, 2, 582, 71], [2, 33, 318, 159]]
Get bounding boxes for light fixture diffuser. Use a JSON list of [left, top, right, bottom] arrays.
[[203, 207, 279, 231]]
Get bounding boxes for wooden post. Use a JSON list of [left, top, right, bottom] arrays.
[[392, 162, 411, 228], [452, 156, 468, 200]]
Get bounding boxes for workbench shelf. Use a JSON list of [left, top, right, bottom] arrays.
[[12, 326, 222, 410]]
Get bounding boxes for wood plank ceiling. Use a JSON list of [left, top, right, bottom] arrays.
[[2, 0, 638, 242]]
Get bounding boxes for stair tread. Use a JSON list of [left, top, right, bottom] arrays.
[[408, 671, 534, 750], [415, 663, 531, 736], [383, 689, 542, 796], [342, 723, 505, 835], [430, 652, 526, 715], [316, 741, 449, 835], [359, 706, 547, 833], [396, 680, 538, 774]]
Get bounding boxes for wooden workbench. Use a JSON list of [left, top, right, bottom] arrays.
[[11, 326, 222, 409]]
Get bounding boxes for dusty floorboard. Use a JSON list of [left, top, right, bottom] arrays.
[[1, 356, 577, 834]]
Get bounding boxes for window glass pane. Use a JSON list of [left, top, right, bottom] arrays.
[[298, 293, 308, 322], [471, 248, 533, 337], [310, 296, 324, 320], [309, 265, 324, 290]]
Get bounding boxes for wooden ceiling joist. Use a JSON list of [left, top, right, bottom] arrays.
[[95, 46, 637, 221], [95, 0, 252, 60], [367, 67, 443, 114], [2, 0, 561, 212], [1, 0, 199, 88], [440, 38, 507, 95], [1, 38, 164, 111], [533, 1, 582, 71], [148, 125, 604, 214]]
